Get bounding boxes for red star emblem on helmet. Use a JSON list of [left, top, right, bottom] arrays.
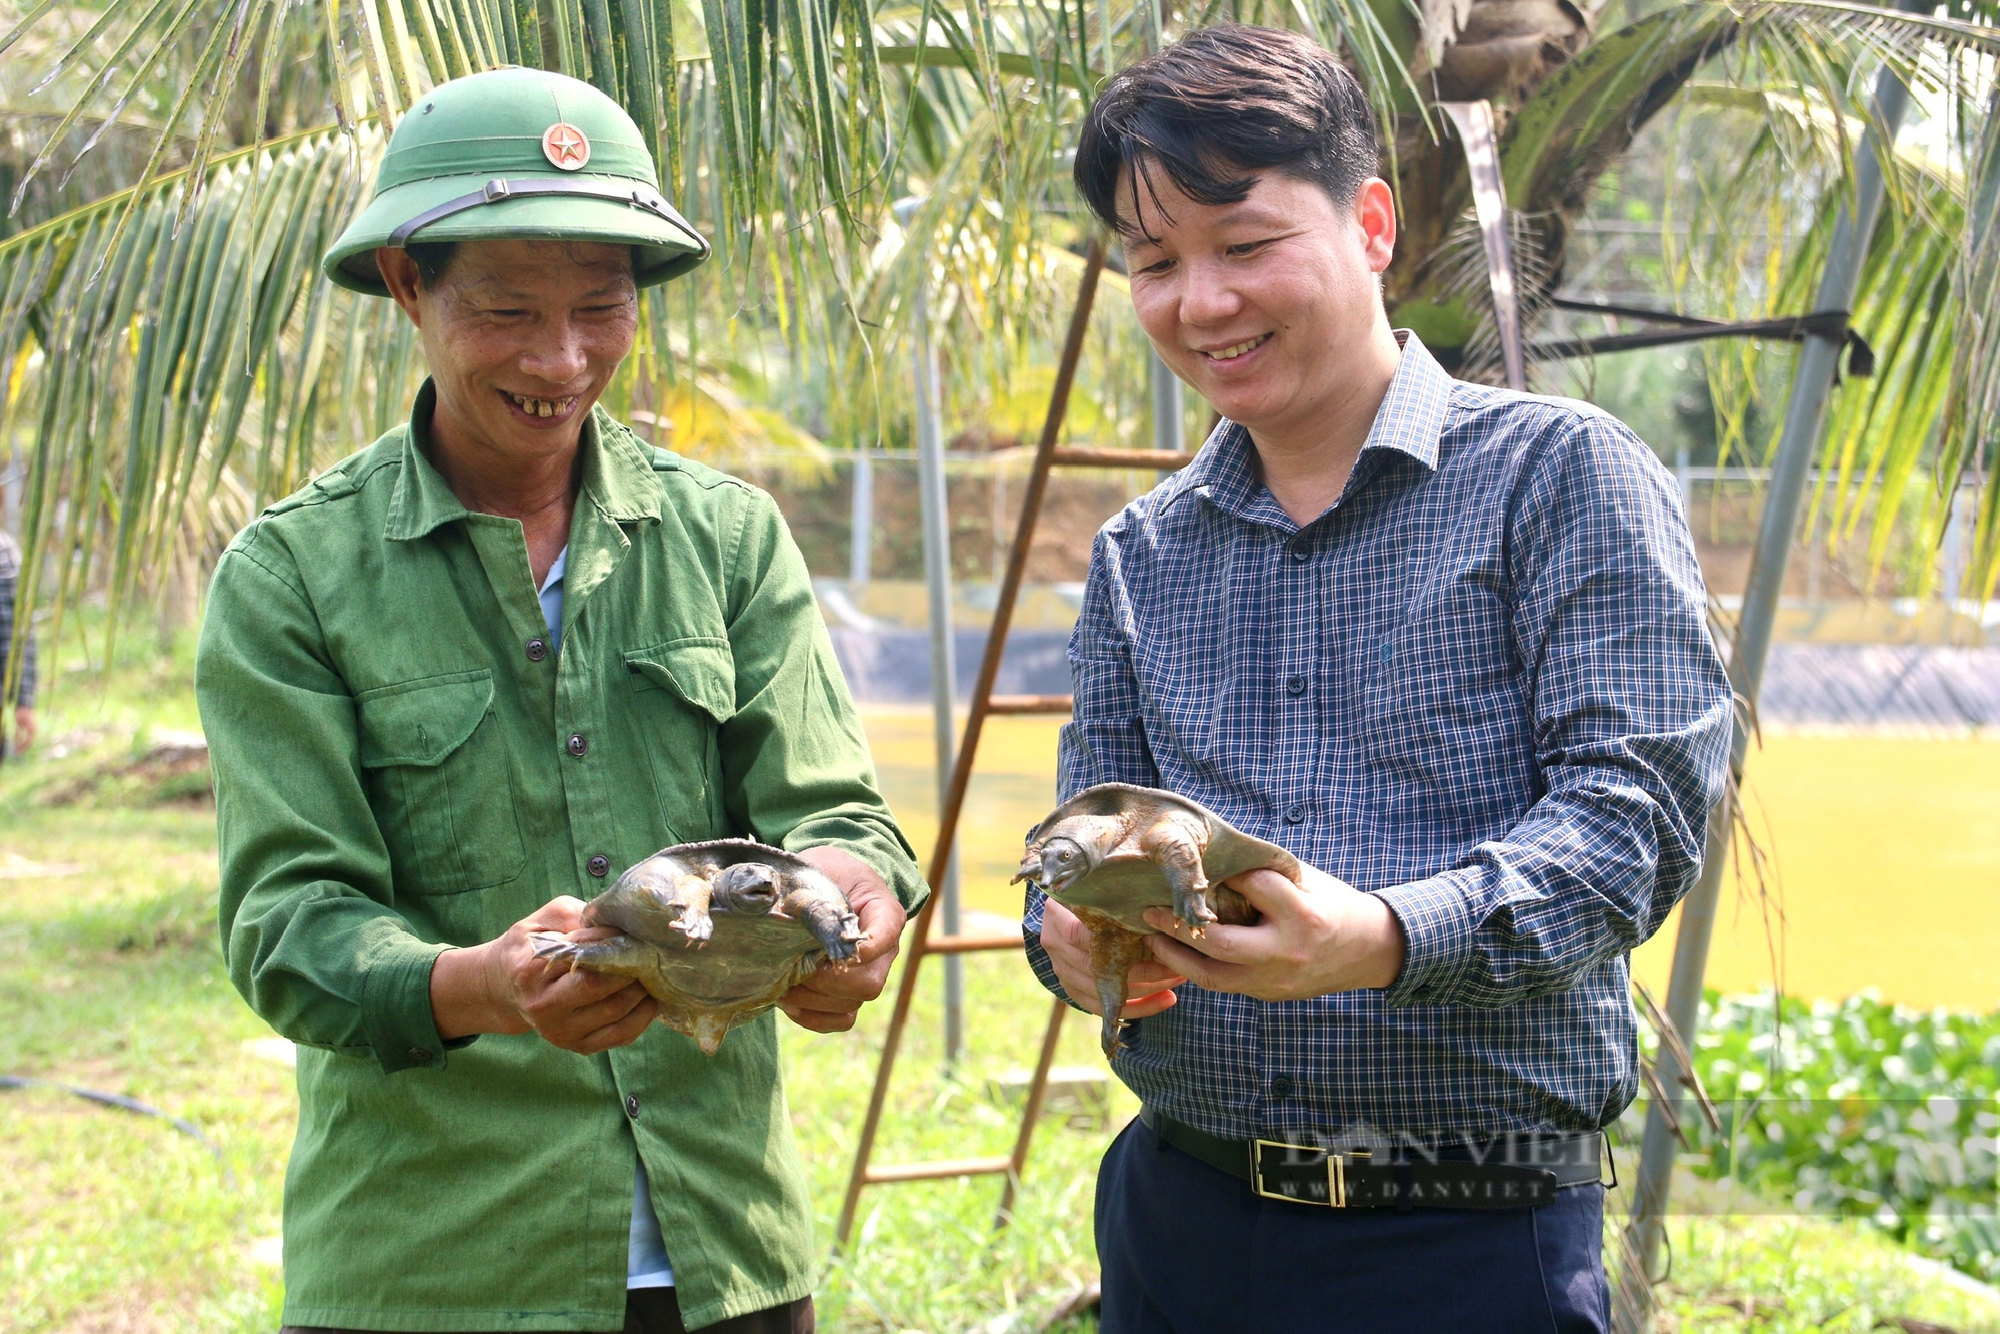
[[542, 122, 591, 171]]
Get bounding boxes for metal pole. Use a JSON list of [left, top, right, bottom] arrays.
[[1149, 355, 1184, 456], [1615, 19, 1920, 1326], [849, 451, 873, 587], [903, 200, 965, 1069], [1139, 0, 1182, 460]]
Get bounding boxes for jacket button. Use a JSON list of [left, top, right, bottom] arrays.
[[407, 1047, 433, 1063], [1286, 675, 1307, 696], [526, 638, 548, 662], [588, 855, 611, 878], [567, 733, 588, 757], [1288, 538, 1311, 563], [625, 1094, 641, 1119], [1284, 804, 1306, 825], [1270, 1075, 1293, 1100]]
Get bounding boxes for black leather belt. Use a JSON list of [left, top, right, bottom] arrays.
[[1141, 1108, 1606, 1210]]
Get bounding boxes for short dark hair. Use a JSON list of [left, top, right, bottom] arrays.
[[404, 241, 457, 287], [1073, 24, 1381, 238]]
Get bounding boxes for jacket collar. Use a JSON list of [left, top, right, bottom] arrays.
[[384, 380, 661, 542]]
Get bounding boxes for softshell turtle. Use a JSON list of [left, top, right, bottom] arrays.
[[530, 839, 864, 1054], [1015, 783, 1301, 1056]]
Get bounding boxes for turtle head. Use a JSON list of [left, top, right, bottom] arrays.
[[1034, 836, 1094, 896], [709, 861, 782, 914]]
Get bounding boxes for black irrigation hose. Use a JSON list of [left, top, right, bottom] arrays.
[[2, 1073, 235, 1187], [1533, 299, 1877, 378]]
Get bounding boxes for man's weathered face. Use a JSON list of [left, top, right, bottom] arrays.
[[379, 238, 638, 463], [1116, 165, 1396, 441]]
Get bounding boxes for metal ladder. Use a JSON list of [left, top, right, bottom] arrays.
[[834, 237, 1199, 1246]]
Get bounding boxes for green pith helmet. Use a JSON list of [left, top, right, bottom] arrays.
[[322, 68, 709, 295]]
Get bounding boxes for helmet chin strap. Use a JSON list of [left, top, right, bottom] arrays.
[[386, 177, 710, 259]]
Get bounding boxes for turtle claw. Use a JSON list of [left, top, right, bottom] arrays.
[[1095, 978, 1129, 1057], [1168, 879, 1218, 939], [529, 930, 579, 973], [670, 910, 714, 947]]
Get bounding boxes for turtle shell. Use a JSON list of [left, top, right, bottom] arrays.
[[531, 838, 863, 1052], [1024, 783, 1301, 933], [583, 839, 840, 1006]]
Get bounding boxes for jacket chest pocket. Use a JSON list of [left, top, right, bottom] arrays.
[[625, 639, 736, 843], [356, 670, 526, 895]]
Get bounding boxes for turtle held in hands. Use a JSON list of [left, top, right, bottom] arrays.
[[1015, 783, 1301, 1056], [530, 839, 865, 1055]]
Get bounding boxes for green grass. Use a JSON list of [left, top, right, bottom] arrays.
[[3, 619, 1998, 1332]]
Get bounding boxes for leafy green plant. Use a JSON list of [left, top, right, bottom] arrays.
[[1640, 989, 2000, 1284]]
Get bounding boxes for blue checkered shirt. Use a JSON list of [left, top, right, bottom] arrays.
[[1022, 334, 1732, 1140]]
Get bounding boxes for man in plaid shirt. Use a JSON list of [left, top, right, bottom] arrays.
[[1022, 26, 1732, 1332]]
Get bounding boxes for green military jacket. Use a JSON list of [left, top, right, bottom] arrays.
[[197, 384, 923, 1331]]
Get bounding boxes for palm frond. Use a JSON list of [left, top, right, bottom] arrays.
[[2, 0, 1996, 679], [1945, 84, 2000, 598]]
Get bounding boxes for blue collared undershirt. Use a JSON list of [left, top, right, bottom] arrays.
[[538, 546, 675, 1290]]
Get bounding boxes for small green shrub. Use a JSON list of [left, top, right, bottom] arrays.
[[1638, 990, 2000, 1284]]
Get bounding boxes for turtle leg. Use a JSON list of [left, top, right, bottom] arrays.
[[1138, 812, 1215, 935], [528, 930, 655, 982], [591, 861, 715, 945], [1080, 911, 1154, 1057], [660, 872, 714, 945], [783, 885, 866, 966]]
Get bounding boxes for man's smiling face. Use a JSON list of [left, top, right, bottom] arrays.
[[1116, 166, 1396, 443], [379, 238, 639, 468]]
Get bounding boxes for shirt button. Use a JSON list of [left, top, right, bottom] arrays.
[[567, 733, 589, 757], [1270, 1075, 1294, 1100], [1284, 804, 1306, 825], [526, 637, 548, 662], [1286, 675, 1307, 696], [625, 1094, 641, 1119], [407, 1047, 433, 1063], [1288, 538, 1311, 563], [588, 855, 611, 878]]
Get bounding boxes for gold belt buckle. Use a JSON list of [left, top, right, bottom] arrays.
[[1252, 1139, 1349, 1208]]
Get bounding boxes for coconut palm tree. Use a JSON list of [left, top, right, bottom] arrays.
[[0, 0, 1994, 681]]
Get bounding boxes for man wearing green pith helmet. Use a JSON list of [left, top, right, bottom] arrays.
[[197, 69, 925, 1334]]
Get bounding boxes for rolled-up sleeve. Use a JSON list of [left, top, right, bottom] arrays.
[[199, 532, 454, 1074], [1023, 533, 1162, 1004], [719, 487, 927, 913], [1378, 414, 1732, 1008]]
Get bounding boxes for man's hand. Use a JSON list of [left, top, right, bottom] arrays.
[[1039, 896, 1187, 1021], [430, 896, 658, 1054], [11, 707, 32, 752], [1141, 864, 1407, 1001], [777, 846, 907, 1034]]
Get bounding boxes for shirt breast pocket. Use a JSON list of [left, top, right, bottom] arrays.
[[1364, 582, 1529, 816], [625, 638, 736, 842], [355, 670, 525, 895]]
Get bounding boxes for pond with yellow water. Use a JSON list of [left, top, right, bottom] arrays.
[[858, 708, 2000, 1012]]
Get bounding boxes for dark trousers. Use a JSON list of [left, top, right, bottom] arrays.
[[1096, 1118, 1609, 1334], [283, 1290, 811, 1334]]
